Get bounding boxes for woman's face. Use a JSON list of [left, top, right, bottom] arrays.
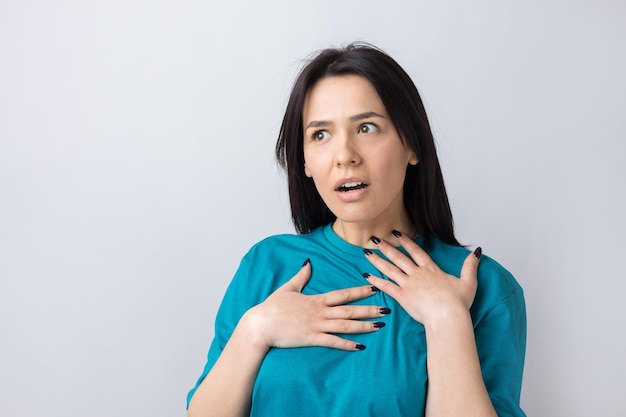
[[302, 74, 418, 226]]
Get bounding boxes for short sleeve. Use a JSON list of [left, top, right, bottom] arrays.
[[186, 246, 274, 408], [474, 288, 527, 417]]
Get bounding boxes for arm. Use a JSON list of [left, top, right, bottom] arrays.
[[187, 312, 269, 417], [422, 304, 496, 417], [188, 260, 388, 417], [363, 233, 498, 417]]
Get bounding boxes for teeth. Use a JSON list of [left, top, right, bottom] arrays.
[[337, 181, 367, 192], [341, 182, 363, 188]]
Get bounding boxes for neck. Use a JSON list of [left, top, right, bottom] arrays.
[[332, 214, 417, 248]]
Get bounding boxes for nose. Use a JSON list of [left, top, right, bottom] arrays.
[[334, 132, 361, 167]]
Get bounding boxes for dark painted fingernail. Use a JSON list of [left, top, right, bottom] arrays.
[[362, 272, 371, 279], [373, 321, 386, 328], [370, 285, 379, 292], [379, 307, 392, 315], [302, 258, 310, 267], [355, 343, 366, 350], [370, 236, 381, 245], [473, 247, 482, 259], [363, 249, 373, 256], [391, 229, 402, 238]]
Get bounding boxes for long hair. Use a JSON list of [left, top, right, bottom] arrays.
[[275, 43, 459, 247]]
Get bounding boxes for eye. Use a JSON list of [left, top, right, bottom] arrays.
[[358, 123, 379, 134], [312, 130, 330, 141]]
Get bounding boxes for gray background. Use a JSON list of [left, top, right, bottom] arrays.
[[1, 1, 625, 416]]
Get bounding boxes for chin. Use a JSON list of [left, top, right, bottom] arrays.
[[331, 210, 379, 225]]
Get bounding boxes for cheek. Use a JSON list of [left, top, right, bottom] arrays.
[[377, 150, 411, 186], [379, 147, 409, 168]]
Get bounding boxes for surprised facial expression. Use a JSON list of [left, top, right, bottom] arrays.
[[302, 75, 418, 226]]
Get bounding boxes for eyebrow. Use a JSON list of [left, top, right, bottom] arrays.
[[304, 111, 386, 130], [350, 111, 385, 122]]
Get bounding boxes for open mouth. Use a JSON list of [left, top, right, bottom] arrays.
[[336, 182, 368, 192]]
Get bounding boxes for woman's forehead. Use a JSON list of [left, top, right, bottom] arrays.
[[302, 75, 387, 126]]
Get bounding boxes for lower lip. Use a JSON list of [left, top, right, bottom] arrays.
[[336, 186, 368, 202]]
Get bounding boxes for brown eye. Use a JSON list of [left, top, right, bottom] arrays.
[[358, 123, 378, 134], [313, 130, 330, 141]]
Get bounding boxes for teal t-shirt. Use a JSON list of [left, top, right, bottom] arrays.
[[188, 224, 526, 416]]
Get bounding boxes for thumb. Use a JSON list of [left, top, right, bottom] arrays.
[[459, 247, 482, 285], [278, 258, 312, 293]]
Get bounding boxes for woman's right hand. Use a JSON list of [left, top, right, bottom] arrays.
[[241, 259, 389, 351]]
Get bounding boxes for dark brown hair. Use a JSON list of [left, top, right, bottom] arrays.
[[275, 43, 459, 247]]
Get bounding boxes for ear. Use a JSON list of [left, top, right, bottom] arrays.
[[304, 163, 312, 178], [402, 138, 419, 166]]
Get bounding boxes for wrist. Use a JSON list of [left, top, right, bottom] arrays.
[[237, 307, 272, 353], [422, 304, 472, 334]]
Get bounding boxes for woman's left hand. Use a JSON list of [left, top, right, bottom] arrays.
[[363, 231, 481, 326]]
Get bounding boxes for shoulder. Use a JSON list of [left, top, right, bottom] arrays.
[[234, 226, 327, 281], [220, 231, 324, 310], [427, 238, 524, 318], [243, 227, 326, 259]]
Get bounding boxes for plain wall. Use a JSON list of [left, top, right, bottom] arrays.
[[1, 1, 625, 416]]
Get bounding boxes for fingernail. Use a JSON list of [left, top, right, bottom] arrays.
[[391, 229, 402, 238], [355, 343, 366, 350], [370, 285, 379, 292], [379, 307, 392, 315], [370, 236, 381, 245], [373, 321, 386, 328], [363, 249, 373, 256], [302, 258, 310, 267], [362, 272, 371, 279], [473, 247, 482, 259]]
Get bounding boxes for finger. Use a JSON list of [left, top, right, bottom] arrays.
[[320, 284, 376, 306], [319, 318, 386, 335], [278, 258, 312, 293], [311, 333, 368, 352], [362, 273, 401, 299], [363, 249, 407, 283], [459, 247, 482, 285], [390, 229, 436, 269], [325, 304, 391, 320], [368, 236, 418, 275]]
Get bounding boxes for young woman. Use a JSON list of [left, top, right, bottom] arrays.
[[187, 44, 526, 417]]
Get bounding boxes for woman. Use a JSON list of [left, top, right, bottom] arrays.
[[187, 44, 526, 417]]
